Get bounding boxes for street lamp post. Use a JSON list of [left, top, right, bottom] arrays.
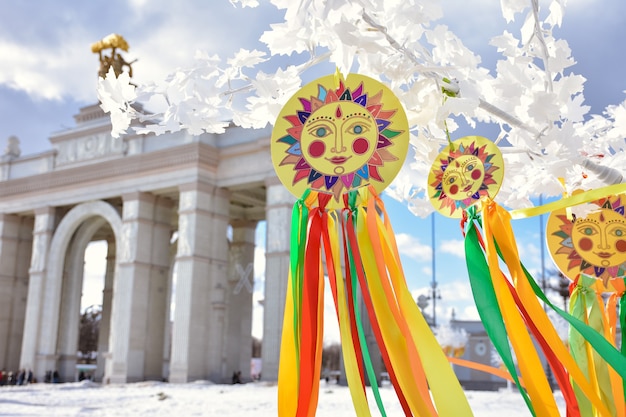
[[430, 213, 441, 327], [538, 195, 555, 391]]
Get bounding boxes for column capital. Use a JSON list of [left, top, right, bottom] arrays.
[[33, 206, 56, 217], [121, 191, 156, 204], [33, 207, 56, 234], [178, 181, 229, 200], [265, 185, 295, 210], [0, 212, 20, 223], [0, 213, 21, 237], [229, 219, 258, 229]]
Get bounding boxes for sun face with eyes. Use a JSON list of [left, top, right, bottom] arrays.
[[428, 136, 503, 218], [301, 101, 378, 177], [271, 74, 408, 207], [547, 195, 626, 286], [571, 209, 626, 268], [441, 155, 485, 199]]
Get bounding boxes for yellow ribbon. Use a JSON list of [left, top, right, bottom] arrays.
[[570, 276, 618, 417], [370, 191, 474, 417], [487, 200, 615, 416], [278, 270, 299, 417], [509, 182, 626, 219], [483, 200, 561, 416], [355, 187, 474, 416], [326, 212, 372, 417], [356, 201, 437, 416], [605, 280, 626, 417]]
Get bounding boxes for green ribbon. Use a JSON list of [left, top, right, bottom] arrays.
[[486, 214, 626, 414], [289, 190, 310, 375], [463, 206, 536, 416], [520, 267, 626, 380], [464, 202, 626, 415], [569, 275, 615, 416]]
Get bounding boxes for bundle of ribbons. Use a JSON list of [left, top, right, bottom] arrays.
[[277, 186, 474, 417], [462, 183, 626, 417]]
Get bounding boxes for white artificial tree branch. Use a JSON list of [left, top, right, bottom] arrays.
[[96, 0, 626, 216]]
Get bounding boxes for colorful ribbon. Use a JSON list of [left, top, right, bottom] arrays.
[[278, 187, 474, 416], [570, 275, 617, 416], [464, 196, 626, 417]]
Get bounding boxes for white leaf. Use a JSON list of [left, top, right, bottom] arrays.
[[227, 49, 268, 68]]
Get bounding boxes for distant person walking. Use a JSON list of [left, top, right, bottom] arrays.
[[16, 369, 25, 385]]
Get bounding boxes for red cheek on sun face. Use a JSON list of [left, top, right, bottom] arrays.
[[578, 237, 593, 251], [617, 239, 626, 252], [471, 169, 482, 180], [308, 140, 325, 158], [449, 184, 459, 195], [352, 138, 369, 155]]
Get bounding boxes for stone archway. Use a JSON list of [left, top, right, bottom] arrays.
[[56, 217, 110, 381], [34, 201, 123, 380]]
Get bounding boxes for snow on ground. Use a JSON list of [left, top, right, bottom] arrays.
[[0, 380, 565, 416]]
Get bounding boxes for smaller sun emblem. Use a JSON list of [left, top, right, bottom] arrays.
[[547, 195, 626, 287], [427, 136, 504, 218]]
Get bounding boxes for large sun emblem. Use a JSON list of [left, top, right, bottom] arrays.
[[547, 195, 626, 287], [271, 73, 409, 208], [427, 136, 504, 218]]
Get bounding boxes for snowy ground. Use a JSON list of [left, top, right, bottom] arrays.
[[0, 380, 565, 416]]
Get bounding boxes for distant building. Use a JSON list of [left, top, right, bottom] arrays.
[[0, 104, 290, 384], [448, 318, 506, 391]]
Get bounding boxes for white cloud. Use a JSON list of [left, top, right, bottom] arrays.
[[322, 284, 340, 344], [254, 246, 265, 281], [409, 279, 478, 325], [439, 239, 465, 258], [0, 2, 282, 104], [395, 232, 432, 262], [251, 290, 264, 339], [83, 240, 107, 274], [439, 280, 474, 302], [518, 241, 544, 269], [0, 26, 99, 101], [459, 304, 480, 321], [251, 222, 267, 339], [81, 240, 107, 311]]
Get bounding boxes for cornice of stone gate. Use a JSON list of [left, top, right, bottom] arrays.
[[0, 142, 219, 203]]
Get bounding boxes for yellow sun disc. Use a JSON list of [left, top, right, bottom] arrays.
[[546, 194, 626, 288], [271, 73, 409, 209], [427, 136, 504, 218]]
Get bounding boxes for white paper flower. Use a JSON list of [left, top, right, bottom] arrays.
[[97, 67, 137, 138], [96, 0, 625, 215]]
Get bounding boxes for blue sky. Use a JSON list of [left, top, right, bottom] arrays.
[[2, 0, 625, 340]]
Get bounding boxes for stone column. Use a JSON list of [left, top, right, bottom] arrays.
[[161, 239, 177, 379], [169, 182, 230, 383], [0, 214, 32, 371], [143, 197, 173, 380], [55, 229, 87, 381], [106, 192, 170, 383], [21, 207, 56, 377], [96, 236, 116, 382], [261, 179, 294, 381], [12, 217, 33, 371], [225, 220, 257, 381]]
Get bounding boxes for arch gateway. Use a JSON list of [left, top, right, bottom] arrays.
[[0, 104, 293, 383]]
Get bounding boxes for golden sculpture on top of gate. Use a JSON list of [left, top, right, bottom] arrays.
[[91, 33, 135, 79]]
